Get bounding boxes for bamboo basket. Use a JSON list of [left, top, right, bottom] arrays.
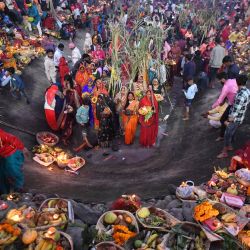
[[96, 241, 124, 250], [59, 231, 74, 250], [34, 211, 68, 231], [136, 207, 180, 232], [236, 177, 250, 187], [193, 200, 248, 236], [36, 131, 59, 147], [164, 222, 212, 250], [96, 210, 139, 234], [38, 198, 74, 223]]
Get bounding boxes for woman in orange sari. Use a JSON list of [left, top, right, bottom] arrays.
[[122, 92, 139, 145], [75, 64, 92, 88], [92, 79, 108, 129]]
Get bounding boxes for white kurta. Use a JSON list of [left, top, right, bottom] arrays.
[[71, 47, 81, 65]]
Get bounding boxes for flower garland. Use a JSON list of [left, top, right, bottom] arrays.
[[0, 223, 21, 236], [112, 225, 136, 245]]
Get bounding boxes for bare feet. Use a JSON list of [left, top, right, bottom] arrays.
[[217, 152, 228, 159], [215, 137, 224, 142], [227, 146, 234, 151]]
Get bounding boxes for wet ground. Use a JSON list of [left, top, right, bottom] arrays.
[[1, 31, 250, 202]]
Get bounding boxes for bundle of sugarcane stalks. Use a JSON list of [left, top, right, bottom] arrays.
[[178, 1, 220, 44], [108, 9, 170, 96]]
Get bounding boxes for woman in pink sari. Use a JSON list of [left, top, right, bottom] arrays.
[[163, 40, 171, 61], [139, 89, 159, 147]]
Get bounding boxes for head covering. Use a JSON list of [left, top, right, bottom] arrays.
[[85, 33, 92, 39], [69, 42, 75, 49]]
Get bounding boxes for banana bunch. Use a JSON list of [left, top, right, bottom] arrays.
[[134, 232, 165, 249], [221, 213, 237, 223], [34, 239, 57, 250], [42, 199, 68, 213]]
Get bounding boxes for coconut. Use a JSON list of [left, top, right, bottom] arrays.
[[104, 212, 118, 224], [137, 207, 150, 219], [22, 229, 38, 244]]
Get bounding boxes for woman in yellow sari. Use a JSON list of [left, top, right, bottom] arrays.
[[122, 92, 139, 145]]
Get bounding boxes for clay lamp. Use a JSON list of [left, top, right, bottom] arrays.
[[0, 201, 8, 211], [11, 213, 22, 222], [7, 193, 20, 202]]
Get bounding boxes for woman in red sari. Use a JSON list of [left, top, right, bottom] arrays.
[[230, 142, 250, 171], [139, 89, 159, 147], [58, 57, 70, 87], [61, 79, 80, 145]]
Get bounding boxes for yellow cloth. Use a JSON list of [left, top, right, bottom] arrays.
[[208, 103, 228, 121], [229, 32, 240, 43]]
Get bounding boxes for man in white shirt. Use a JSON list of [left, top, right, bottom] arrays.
[[69, 42, 81, 66], [54, 43, 64, 67], [121, 12, 128, 26], [44, 49, 57, 84], [209, 37, 225, 88]]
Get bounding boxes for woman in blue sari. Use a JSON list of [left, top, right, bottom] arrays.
[[82, 78, 94, 127]]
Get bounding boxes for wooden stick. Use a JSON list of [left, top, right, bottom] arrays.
[[0, 120, 36, 136]]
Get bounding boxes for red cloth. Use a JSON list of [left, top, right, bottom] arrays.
[[44, 85, 59, 131], [58, 57, 70, 87], [43, 16, 55, 30], [74, 84, 82, 99], [230, 142, 250, 171], [221, 26, 231, 43], [46, 85, 58, 106], [139, 94, 159, 147], [0, 129, 24, 157], [91, 49, 105, 61], [45, 109, 58, 131]]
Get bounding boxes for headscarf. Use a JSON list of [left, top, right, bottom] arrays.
[[93, 79, 108, 96], [45, 83, 61, 107]]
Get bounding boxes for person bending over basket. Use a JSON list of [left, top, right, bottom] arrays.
[[0, 129, 28, 194]]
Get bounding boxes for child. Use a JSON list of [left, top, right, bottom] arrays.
[[182, 76, 198, 120], [76, 97, 90, 129], [6, 67, 30, 104]]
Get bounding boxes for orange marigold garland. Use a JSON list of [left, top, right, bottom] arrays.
[[0, 223, 21, 236], [194, 201, 219, 222], [112, 225, 136, 245]]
